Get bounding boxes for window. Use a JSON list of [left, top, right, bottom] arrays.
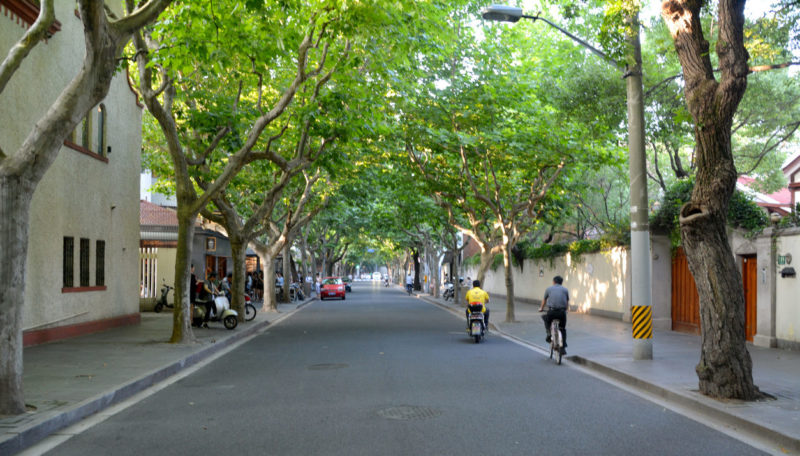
[[80, 114, 91, 151], [96, 240, 105, 287], [96, 104, 106, 157], [63, 237, 74, 288], [80, 238, 90, 287], [63, 105, 109, 163]]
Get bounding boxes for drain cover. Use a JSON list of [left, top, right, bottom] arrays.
[[377, 405, 442, 421], [308, 363, 349, 370]]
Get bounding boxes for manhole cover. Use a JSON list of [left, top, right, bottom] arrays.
[[308, 363, 349, 371], [377, 405, 442, 421]]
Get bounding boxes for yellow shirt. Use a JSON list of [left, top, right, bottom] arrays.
[[465, 287, 489, 313]]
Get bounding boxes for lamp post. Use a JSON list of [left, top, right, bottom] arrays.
[[482, 5, 653, 359]]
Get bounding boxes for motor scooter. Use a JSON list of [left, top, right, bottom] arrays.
[[467, 305, 486, 343], [442, 282, 454, 301], [192, 294, 238, 330], [154, 281, 173, 313]]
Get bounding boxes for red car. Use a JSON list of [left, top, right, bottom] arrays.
[[321, 277, 346, 300]]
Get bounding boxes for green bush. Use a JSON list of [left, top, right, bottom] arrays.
[[650, 177, 768, 245]]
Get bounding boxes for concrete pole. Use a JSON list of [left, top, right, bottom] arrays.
[[626, 13, 653, 360]]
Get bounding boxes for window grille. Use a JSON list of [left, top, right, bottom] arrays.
[[80, 238, 90, 287], [96, 240, 105, 287], [63, 237, 74, 288]]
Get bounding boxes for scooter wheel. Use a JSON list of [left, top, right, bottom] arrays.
[[154, 303, 163, 313], [223, 315, 238, 330], [245, 304, 257, 321]]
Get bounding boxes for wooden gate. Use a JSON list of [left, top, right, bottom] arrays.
[[671, 247, 700, 334], [672, 248, 757, 340], [742, 255, 757, 342]]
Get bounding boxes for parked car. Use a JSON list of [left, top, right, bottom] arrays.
[[321, 277, 346, 300], [342, 277, 352, 293]]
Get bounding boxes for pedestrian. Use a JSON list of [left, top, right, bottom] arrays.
[[539, 275, 569, 353], [315, 274, 321, 296]]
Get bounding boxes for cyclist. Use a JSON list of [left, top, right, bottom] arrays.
[[538, 275, 569, 353], [405, 273, 414, 294], [465, 279, 490, 331]]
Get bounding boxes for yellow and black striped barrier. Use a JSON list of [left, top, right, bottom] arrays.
[[632, 305, 653, 339]]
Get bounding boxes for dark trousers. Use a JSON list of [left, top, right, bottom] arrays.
[[466, 305, 489, 328], [542, 308, 567, 346]]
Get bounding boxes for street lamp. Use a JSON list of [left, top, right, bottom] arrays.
[[482, 4, 653, 360]]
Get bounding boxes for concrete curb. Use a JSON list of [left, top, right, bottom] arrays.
[[421, 294, 800, 455], [568, 356, 800, 455], [1, 300, 313, 455]]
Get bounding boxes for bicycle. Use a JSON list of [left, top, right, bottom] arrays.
[[549, 318, 565, 365]]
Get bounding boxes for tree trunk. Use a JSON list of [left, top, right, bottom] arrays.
[[502, 242, 516, 323], [262, 256, 278, 312], [170, 212, 196, 344], [475, 250, 493, 286], [664, 0, 759, 400], [229, 236, 247, 320], [0, 176, 34, 414], [282, 242, 291, 302], [299, 234, 309, 294], [412, 249, 420, 290]]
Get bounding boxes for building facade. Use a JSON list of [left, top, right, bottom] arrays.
[[1, 1, 143, 345]]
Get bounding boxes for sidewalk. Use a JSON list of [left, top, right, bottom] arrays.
[[423, 292, 800, 455], [0, 300, 309, 455]]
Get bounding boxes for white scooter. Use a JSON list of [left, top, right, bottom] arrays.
[[193, 294, 238, 330]]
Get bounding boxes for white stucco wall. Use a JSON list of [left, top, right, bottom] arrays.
[[1, 4, 142, 332], [775, 233, 800, 344], [464, 247, 630, 318]]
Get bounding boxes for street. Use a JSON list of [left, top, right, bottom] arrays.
[[41, 282, 763, 455]]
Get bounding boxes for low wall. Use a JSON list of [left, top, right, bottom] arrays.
[[775, 232, 800, 348], [464, 247, 631, 319]]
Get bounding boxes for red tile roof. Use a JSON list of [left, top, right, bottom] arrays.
[[140, 200, 178, 226]]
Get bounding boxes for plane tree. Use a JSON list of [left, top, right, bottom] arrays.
[[132, 0, 351, 342], [399, 18, 616, 321], [0, 0, 174, 416], [660, 0, 762, 399]]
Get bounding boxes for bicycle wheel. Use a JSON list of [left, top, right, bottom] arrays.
[[245, 303, 256, 321]]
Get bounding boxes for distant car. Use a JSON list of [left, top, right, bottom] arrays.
[[321, 277, 346, 300], [342, 277, 352, 293]]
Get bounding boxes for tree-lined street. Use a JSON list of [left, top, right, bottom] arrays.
[[40, 283, 766, 455]]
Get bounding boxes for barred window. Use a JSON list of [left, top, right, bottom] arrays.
[[96, 240, 105, 287], [63, 237, 74, 288], [80, 238, 90, 287]]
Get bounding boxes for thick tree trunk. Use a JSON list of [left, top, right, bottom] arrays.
[[475, 250, 493, 286], [229, 236, 247, 320], [170, 212, 196, 344], [412, 249, 420, 290], [502, 243, 516, 323], [665, 0, 759, 400], [0, 177, 34, 414], [263, 257, 278, 312]]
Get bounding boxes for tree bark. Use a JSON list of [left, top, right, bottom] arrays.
[[262, 254, 278, 312], [664, 0, 760, 399], [502, 241, 516, 323], [282, 242, 292, 302], [229, 236, 247, 320], [0, 177, 34, 414], [170, 211, 196, 344]]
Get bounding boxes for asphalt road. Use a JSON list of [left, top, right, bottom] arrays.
[[44, 282, 763, 455]]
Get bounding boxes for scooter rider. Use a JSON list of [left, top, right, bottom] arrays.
[[465, 280, 490, 330], [539, 275, 569, 351]]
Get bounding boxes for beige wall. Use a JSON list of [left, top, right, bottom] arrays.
[[775, 233, 800, 345], [1, 4, 142, 332], [465, 247, 630, 318]]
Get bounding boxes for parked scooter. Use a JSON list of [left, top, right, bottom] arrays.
[[384, 278, 389, 287], [154, 282, 173, 313], [192, 293, 238, 330], [442, 282, 454, 301], [467, 305, 486, 343]]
